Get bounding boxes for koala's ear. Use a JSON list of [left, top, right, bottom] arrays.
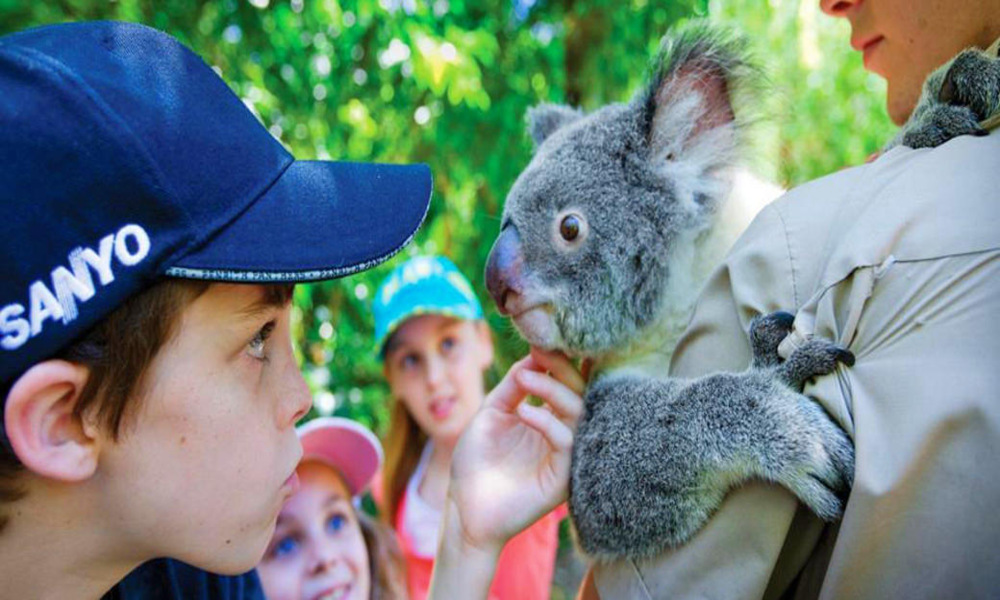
[[526, 103, 583, 147], [640, 24, 751, 168]]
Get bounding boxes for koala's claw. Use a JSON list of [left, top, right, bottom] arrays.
[[777, 338, 854, 392], [749, 311, 795, 368]]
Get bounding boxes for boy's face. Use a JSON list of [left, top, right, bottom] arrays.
[[257, 461, 371, 600], [96, 284, 311, 573], [383, 315, 493, 447], [820, 0, 1000, 124]]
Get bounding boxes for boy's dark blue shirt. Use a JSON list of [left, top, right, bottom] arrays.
[[102, 559, 264, 600]]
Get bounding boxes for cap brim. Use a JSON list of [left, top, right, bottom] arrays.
[[298, 417, 383, 497], [376, 304, 481, 358], [166, 160, 431, 282]]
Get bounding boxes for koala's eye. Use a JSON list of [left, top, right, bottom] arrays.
[[560, 215, 581, 241], [553, 209, 588, 249]]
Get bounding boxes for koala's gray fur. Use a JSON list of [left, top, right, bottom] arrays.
[[574, 314, 855, 558], [486, 23, 984, 562], [888, 47, 1000, 149], [494, 26, 774, 367]]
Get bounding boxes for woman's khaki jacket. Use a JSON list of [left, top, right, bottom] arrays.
[[594, 128, 1000, 599]]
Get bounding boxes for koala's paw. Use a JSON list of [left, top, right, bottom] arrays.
[[749, 311, 795, 368], [772, 393, 855, 520], [894, 48, 999, 150], [900, 105, 986, 149], [939, 49, 1000, 121], [776, 338, 854, 392]]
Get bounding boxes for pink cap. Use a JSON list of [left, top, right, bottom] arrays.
[[296, 417, 384, 497]]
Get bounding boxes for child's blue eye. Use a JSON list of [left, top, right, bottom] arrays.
[[441, 336, 456, 352], [271, 535, 298, 558], [326, 514, 346, 534]]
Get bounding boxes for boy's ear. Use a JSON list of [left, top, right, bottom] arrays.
[[4, 360, 101, 482]]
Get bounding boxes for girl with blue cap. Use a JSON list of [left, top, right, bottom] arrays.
[[372, 256, 571, 600]]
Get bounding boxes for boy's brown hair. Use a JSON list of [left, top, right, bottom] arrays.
[[0, 279, 293, 531]]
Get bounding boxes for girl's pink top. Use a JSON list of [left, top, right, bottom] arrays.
[[394, 487, 567, 600]]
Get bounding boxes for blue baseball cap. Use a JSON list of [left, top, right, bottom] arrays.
[[373, 256, 483, 357], [0, 22, 431, 384]]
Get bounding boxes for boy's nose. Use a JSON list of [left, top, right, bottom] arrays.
[[285, 367, 312, 426]]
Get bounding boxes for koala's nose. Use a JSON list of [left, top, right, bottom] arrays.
[[485, 224, 523, 315]]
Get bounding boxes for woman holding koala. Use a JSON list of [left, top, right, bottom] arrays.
[[583, 1, 1000, 599]]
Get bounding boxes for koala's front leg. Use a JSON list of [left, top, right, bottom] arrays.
[[888, 48, 1000, 150], [569, 335, 854, 561]]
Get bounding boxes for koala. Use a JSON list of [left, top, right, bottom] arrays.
[[483, 23, 855, 562], [888, 46, 1000, 150], [484, 23, 991, 562]]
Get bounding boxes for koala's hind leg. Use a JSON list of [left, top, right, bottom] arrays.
[[569, 324, 854, 561], [569, 356, 854, 560], [748, 315, 856, 517]]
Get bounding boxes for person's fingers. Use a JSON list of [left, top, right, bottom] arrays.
[[517, 402, 573, 453], [516, 369, 583, 427], [486, 355, 537, 411], [529, 347, 585, 395]]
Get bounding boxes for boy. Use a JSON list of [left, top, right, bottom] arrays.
[[0, 21, 431, 598]]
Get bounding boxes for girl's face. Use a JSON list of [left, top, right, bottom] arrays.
[[383, 315, 494, 447], [257, 461, 371, 600]]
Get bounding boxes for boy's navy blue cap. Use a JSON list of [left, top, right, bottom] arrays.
[[0, 21, 431, 384]]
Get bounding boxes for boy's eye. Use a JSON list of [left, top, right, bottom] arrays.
[[441, 336, 457, 353], [247, 321, 276, 361], [270, 535, 298, 559], [326, 513, 346, 534]]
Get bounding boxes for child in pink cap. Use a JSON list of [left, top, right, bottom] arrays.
[[257, 418, 407, 600]]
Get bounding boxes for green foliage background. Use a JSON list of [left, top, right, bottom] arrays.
[[0, 0, 895, 437]]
